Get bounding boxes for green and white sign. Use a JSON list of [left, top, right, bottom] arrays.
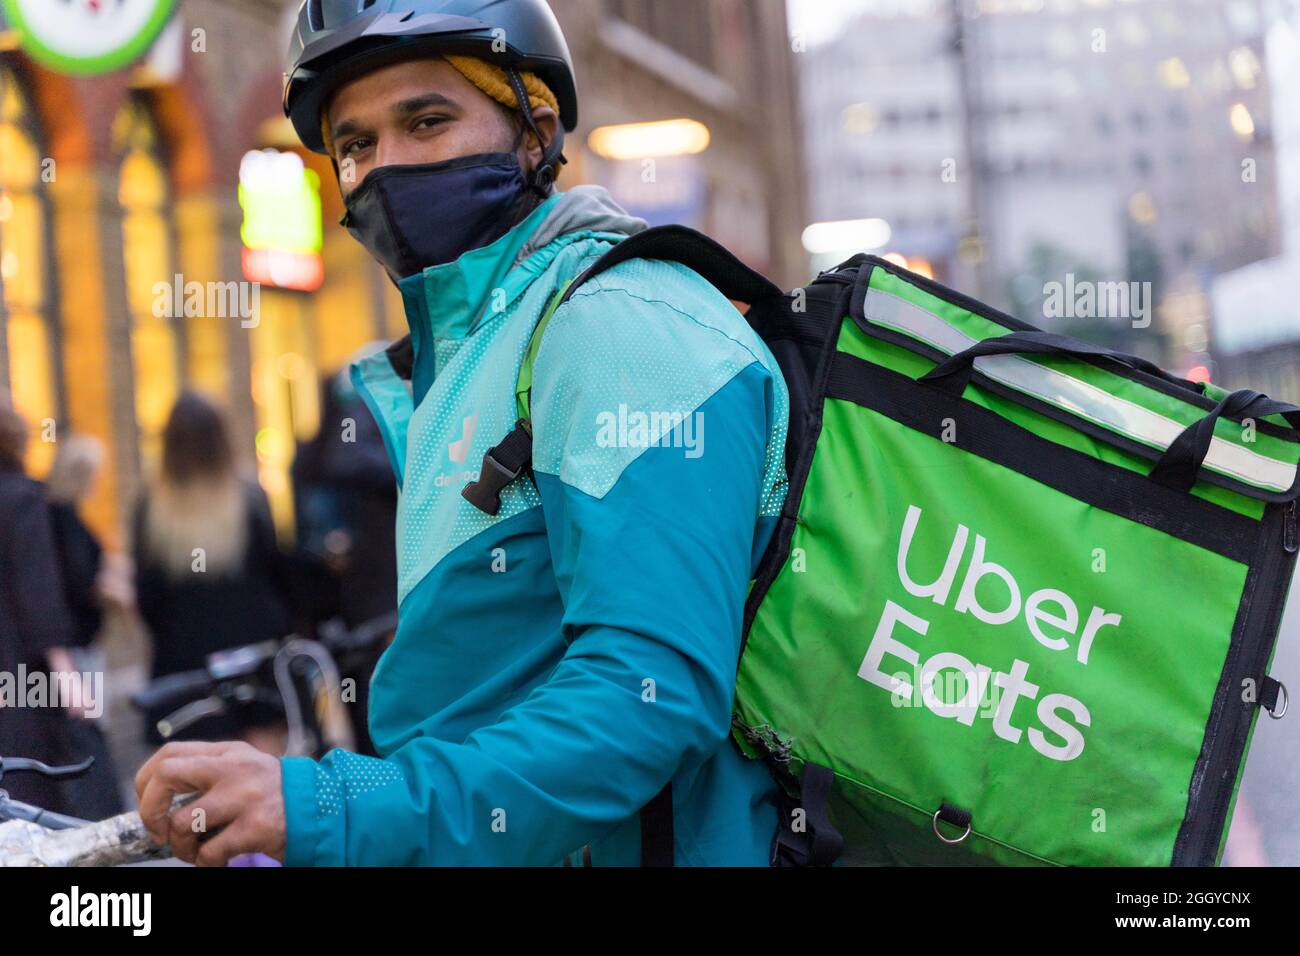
[[0, 0, 177, 76]]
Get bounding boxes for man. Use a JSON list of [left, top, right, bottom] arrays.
[[136, 0, 790, 866]]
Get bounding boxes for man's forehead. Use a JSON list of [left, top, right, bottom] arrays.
[[327, 57, 471, 123]]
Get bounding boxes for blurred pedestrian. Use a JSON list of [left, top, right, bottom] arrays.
[[44, 434, 126, 819], [0, 398, 78, 815], [290, 360, 398, 757], [132, 392, 293, 749], [291, 356, 398, 632]]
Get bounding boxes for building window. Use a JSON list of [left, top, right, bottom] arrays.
[[0, 64, 60, 476], [114, 96, 180, 472], [606, 0, 716, 71]]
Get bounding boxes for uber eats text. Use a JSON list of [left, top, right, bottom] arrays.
[[857, 505, 1121, 762]]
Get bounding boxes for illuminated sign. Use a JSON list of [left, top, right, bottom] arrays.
[[0, 0, 177, 75], [238, 149, 324, 294]]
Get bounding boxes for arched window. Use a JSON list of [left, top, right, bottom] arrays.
[[114, 96, 180, 470], [0, 64, 59, 476]]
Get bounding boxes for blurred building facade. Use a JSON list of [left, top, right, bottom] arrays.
[[0, 0, 806, 551], [800, 0, 1288, 375], [1213, 4, 1300, 398]]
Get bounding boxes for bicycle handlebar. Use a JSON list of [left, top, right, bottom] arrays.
[[0, 793, 91, 831], [129, 669, 220, 714], [131, 613, 398, 716]]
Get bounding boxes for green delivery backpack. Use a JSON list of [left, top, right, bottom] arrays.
[[462, 225, 1297, 867]]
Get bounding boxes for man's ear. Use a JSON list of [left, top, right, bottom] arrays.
[[522, 105, 559, 174]]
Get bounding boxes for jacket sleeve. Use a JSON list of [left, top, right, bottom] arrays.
[[279, 285, 781, 866]]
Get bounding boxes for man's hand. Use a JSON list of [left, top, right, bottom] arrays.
[[134, 741, 287, 867]]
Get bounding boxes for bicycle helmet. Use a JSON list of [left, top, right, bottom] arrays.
[[284, 0, 577, 187]]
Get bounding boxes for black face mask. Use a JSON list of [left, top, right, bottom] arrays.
[[340, 152, 534, 282]]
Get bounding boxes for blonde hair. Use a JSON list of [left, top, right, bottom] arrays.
[[143, 476, 248, 581], [46, 434, 104, 504], [141, 393, 247, 581]]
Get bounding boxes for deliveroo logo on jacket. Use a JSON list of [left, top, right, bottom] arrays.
[[433, 412, 482, 489], [448, 413, 478, 465], [857, 504, 1124, 763]]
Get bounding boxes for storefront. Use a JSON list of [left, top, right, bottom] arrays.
[[0, 0, 407, 546], [0, 0, 806, 550]]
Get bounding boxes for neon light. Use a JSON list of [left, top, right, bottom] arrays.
[[238, 148, 323, 291]]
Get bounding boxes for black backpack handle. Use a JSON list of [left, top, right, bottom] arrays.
[[1151, 389, 1300, 493], [921, 330, 1300, 495], [920, 330, 1186, 395], [558, 225, 783, 309]]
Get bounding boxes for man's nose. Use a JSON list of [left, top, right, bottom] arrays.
[[373, 135, 426, 172], [372, 136, 399, 171]]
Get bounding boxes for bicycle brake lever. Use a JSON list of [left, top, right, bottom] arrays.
[[0, 756, 95, 783], [156, 695, 228, 739]]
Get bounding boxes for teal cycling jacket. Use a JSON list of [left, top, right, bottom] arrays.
[[279, 186, 791, 865]]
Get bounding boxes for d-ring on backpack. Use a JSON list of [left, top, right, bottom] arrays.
[[463, 225, 1297, 867]]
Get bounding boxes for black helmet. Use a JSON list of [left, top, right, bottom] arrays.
[[284, 0, 578, 157]]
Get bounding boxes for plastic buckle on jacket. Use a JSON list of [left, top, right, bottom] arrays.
[[461, 450, 524, 516]]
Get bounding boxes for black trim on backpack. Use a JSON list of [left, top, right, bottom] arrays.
[[740, 276, 855, 645], [821, 353, 1297, 866], [824, 352, 1260, 564], [848, 260, 1300, 504], [770, 762, 844, 867], [557, 225, 783, 309], [1172, 500, 1295, 865], [856, 256, 1248, 419]]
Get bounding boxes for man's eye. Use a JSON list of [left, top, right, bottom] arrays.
[[341, 138, 372, 158], [413, 115, 447, 131]]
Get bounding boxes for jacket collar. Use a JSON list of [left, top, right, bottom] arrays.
[[398, 192, 563, 347], [383, 186, 648, 394]]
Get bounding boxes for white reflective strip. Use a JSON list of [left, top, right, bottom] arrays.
[[863, 287, 1298, 493]]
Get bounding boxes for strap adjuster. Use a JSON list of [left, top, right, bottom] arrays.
[[461, 452, 522, 516], [461, 420, 534, 516]]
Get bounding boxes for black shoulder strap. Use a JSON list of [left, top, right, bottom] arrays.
[[558, 224, 783, 308]]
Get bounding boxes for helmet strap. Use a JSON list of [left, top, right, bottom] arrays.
[[506, 68, 566, 197]]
